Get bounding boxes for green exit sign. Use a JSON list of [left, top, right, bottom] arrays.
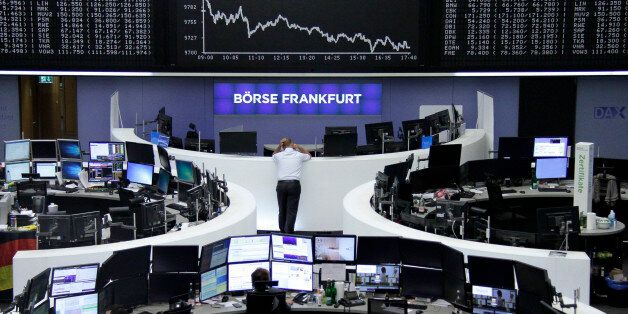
[[38, 76, 53, 84]]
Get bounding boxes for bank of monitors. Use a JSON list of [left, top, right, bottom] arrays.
[[219, 131, 257, 155], [498, 137, 534, 159], [60, 161, 82, 180], [313, 235, 356, 263], [175, 160, 195, 184], [428, 144, 462, 168], [152, 246, 199, 273], [31, 140, 58, 160], [365, 122, 394, 145], [533, 137, 568, 158], [89, 142, 125, 162], [535, 157, 568, 180], [271, 234, 313, 263], [5, 161, 31, 182], [271, 261, 313, 291], [125, 141, 155, 165], [401, 266, 443, 299], [57, 140, 82, 160], [33, 162, 57, 179], [357, 236, 400, 264], [50, 264, 99, 298], [355, 264, 400, 293], [227, 261, 270, 292], [126, 162, 154, 186], [5, 139, 31, 161], [227, 235, 270, 263], [54, 292, 98, 314], [200, 265, 228, 300]]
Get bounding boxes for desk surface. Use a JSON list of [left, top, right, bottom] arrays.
[[580, 221, 625, 236], [264, 144, 324, 152]]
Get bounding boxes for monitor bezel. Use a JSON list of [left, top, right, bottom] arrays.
[[49, 263, 100, 298], [88, 141, 126, 162], [57, 139, 82, 160], [31, 140, 58, 161], [313, 234, 357, 264], [33, 161, 58, 179], [227, 234, 271, 264], [271, 260, 314, 292], [4, 139, 32, 162], [270, 233, 314, 263]]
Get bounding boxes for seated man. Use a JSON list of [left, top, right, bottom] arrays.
[[246, 268, 291, 313]]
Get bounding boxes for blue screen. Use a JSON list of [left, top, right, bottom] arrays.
[[61, 161, 82, 180], [58, 140, 82, 159], [536, 158, 568, 180], [176, 160, 195, 184], [127, 162, 154, 185], [157, 169, 171, 194]]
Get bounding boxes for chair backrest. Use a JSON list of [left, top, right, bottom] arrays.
[[485, 179, 504, 205], [246, 291, 282, 314], [367, 298, 408, 314]]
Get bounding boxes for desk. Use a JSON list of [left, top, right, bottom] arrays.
[[0, 228, 36, 302], [580, 221, 625, 237]]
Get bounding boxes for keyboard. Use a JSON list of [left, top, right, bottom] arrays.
[[501, 189, 517, 194], [538, 187, 568, 193], [85, 187, 110, 193], [407, 303, 428, 310], [167, 203, 188, 211]]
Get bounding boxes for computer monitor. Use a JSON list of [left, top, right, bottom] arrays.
[[175, 160, 195, 184], [60, 161, 82, 180], [57, 140, 81, 160], [428, 144, 462, 168], [355, 264, 400, 292], [219, 131, 257, 155], [468, 256, 515, 290], [535, 157, 568, 180], [88, 161, 114, 182], [200, 265, 228, 301], [399, 239, 443, 269], [200, 239, 230, 273], [152, 245, 199, 273], [401, 266, 443, 299], [28, 268, 51, 309], [54, 292, 98, 314], [357, 236, 400, 264], [156, 146, 171, 172], [313, 235, 356, 263], [323, 133, 357, 156], [37, 214, 73, 241], [33, 162, 57, 179], [401, 119, 428, 139], [514, 262, 552, 299], [89, 142, 125, 162], [472, 285, 517, 314], [4, 139, 31, 161], [50, 263, 99, 298], [157, 110, 173, 137], [156, 169, 171, 194], [436, 109, 451, 129], [533, 137, 568, 158], [365, 122, 394, 145], [150, 131, 170, 148], [72, 211, 100, 242], [384, 160, 411, 186], [126, 162, 153, 185], [441, 246, 466, 280], [409, 166, 460, 192], [227, 261, 270, 292], [443, 273, 468, 310], [228, 235, 271, 263], [31, 140, 58, 160], [498, 137, 534, 159], [31, 300, 49, 314], [17, 180, 47, 211], [125, 141, 155, 165], [536, 206, 580, 236], [5, 161, 31, 182], [97, 246, 151, 289], [271, 234, 313, 263], [137, 200, 165, 234], [271, 261, 313, 292], [325, 126, 358, 135]]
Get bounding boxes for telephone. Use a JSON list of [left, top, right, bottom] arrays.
[[293, 292, 311, 305], [335, 291, 365, 308]]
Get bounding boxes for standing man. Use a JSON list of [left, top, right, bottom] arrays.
[[273, 138, 311, 233]]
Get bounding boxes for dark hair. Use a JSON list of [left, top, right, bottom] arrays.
[[497, 290, 503, 297], [251, 267, 270, 284]]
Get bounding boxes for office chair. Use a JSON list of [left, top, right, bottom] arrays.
[[245, 290, 285, 314], [485, 178, 526, 228], [367, 298, 408, 314], [186, 123, 199, 140]]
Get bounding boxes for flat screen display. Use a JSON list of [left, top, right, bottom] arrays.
[[472, 286, 517, 314], [50, 264, 99, 298], [31, 140, 58, 160], [355, 264, 400, 292], [200, 265, 228, 300], [5, 140, 31, 161], [126, 162, 154, 185], [536, 158, 568, 180], [533, 137, 568, 158], [271, 234, 313, 263], [5, 161, 31, 182], [175, 160, 195, 184], [227, 262, 270, 292], [61, 161, 82, 180], [34, 162, 57, 179], [54, 293, 98, 314], [57, 140, 82, 160], [125, 141, 155, 165], [228, 235, 270, 263], [314, 236, 356, 262], [200, 239, 230, 273], [271, 261, 313, 292], [89, 142, 125, 161]]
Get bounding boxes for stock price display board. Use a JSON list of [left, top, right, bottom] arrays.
[[175, 0, 424, 72], [0, 0, 158, 69], [441, 0, 628, 70]]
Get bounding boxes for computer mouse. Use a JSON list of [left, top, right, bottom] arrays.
[[566, 190, 571, 193], [519, 190, 525, 194], [221, 295, 229, 302]]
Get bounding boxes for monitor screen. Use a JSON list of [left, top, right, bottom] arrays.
[[50, 264, 99, 298], [200, 239, 230, 273], [228, 235, 270, 263], [88, 161, 114, 182], [227, 261, 270, 292], [31, 140, 58, 160], [472, 286, 517, 313], [536, 157, 568, 180], [175, 160, 195, 184], [5, 140, 31, 161], [57, 140, 82, 160], [428, 144, 462, 168], [219, 132, 257, 155], [150, 131, 170, 148], [28, 268, 51, 308], [364, 122, 394, 145], [200, 265, 228, 301], [401, 266, 443, 299], [89, 142, 125, 161], [533, 137, 568, 158], [357, 236, 400, 265], [126, 162, 154, 185], [271, 234, 313, 263], [156, 169, 171, 194], [355, 264, 400, 292], [498, 137, 534, 159], [468, 256, 515, 290], [314, 235, 356, 263], [271, 261, 313, 292], [399, 239, 443, 269], [60, 161, 82, 180], [54, 292, 98, 314], [5, 161, 31, 182], [152, 245, 199, 273], [514, 262, 551, 299], [33, 162, 57, 179], [125, 141, 155, 165]]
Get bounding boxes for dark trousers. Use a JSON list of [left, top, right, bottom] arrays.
[[276, 180, 301, 233]]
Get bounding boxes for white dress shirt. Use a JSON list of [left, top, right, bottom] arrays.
[[273, 147, 311, 181]]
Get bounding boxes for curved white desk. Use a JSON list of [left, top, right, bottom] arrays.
[[112, 128, 488, 231], [12, 183, 257, 295], [342, 181, 593, 305]]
